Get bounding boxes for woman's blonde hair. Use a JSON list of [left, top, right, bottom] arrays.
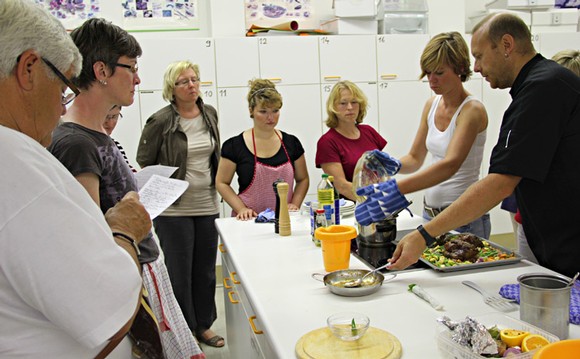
[[247, 78, 283, 113], [420, 31, 472, 82], [552, 49, 580, 77], [162, 60, 200, 102], [325, 81, 368, 128]]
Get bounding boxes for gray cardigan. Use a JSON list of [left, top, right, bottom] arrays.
[[137, 98, 220, 200]]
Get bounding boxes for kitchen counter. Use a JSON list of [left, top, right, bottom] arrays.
[[216, 212, 579, 358]]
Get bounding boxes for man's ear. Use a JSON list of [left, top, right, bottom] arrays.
[[501, 34, 515, 56], [15, 50, 41, 91]]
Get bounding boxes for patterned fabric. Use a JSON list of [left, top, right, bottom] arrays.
[[236, 129, 295, 216], [367, 149, 401, 176], [354, 179, 411, 226], [499, 283, 580, 325], [143, 260, 205, 359], [112, 137, 137, 173]]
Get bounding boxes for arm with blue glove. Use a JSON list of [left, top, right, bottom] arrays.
[[368, 149, 402, 176], [355, 179, 411, 226]]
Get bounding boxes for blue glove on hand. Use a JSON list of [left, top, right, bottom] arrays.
[[355, 179, 411, 226], [369, 149, 401, 176]]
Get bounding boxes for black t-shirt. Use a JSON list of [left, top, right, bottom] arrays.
[[489, 54, 580, 277], [49, 123, 160, 263], [221, 131, 305, 193]]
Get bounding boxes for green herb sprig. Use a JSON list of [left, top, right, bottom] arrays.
[[351, 318, 358, 336]]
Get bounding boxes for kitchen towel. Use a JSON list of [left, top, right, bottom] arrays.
[[255, 208, 275, 223], [499, 283, 580, 324]]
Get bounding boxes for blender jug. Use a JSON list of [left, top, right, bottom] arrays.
[[352, 151, 395, 246]]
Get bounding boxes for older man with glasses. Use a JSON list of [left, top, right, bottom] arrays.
[[0, 1, 151, 358]]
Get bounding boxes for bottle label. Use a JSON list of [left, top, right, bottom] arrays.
[[313, 212, 326, 247], [317, 188, 334, 207]]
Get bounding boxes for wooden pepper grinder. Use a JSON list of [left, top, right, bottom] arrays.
[[277, 182, 291, 236]]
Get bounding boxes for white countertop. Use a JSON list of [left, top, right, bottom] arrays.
[[216, 212, 579, 358]]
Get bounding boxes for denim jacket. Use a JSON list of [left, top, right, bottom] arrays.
[[137, 98, 220, 202]]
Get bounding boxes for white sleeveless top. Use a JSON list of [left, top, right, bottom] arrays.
[[424, 95, 486, 207]]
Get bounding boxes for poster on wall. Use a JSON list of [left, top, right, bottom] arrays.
[[244, 0, 312, 29], [122, 0, 199, 31], [34, 0, 101, 30], [555, 0, 580, 8]]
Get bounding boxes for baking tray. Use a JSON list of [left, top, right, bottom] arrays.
[[420, 234, 522, 272]]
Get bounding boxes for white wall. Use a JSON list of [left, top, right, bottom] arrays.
[[427, 0, 466, 34]]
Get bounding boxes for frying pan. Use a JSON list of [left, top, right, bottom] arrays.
[[312, 269, 397, 297]]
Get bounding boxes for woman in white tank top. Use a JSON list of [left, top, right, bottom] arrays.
[[377, 32, 491, 239]]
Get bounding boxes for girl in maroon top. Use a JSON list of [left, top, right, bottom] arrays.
[[315, 81, 387, 200]]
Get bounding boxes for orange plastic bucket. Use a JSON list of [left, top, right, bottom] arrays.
[[315, 225, 357, 272]]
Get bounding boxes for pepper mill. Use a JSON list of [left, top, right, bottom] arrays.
[[272, 179, 283, 234], [276, 182, 291, 236]]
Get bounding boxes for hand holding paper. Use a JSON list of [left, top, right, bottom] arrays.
[[138, 175, 189, 219]]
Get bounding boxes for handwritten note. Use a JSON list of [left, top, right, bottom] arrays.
[[138, 174, 189, 219], [135, 165, 178, 190]]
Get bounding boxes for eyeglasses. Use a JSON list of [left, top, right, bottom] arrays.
[[41, 57, 80, 105], [106, 113, 123, 121], [115, 63, 139, 74], [174, 77, 200, 87]]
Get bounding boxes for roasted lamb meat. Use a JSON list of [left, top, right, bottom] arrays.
[[441, 234, 484, 262]]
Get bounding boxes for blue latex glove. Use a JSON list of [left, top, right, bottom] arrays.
[[369, 149, 401, 176], [355, 179, 411, 226]]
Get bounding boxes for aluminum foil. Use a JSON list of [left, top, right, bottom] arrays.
[[438, 316, 498, 355]]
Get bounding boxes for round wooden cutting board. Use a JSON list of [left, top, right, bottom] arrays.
[[295, 326, 402, 359]]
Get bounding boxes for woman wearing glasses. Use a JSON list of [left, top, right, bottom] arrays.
[[315, 81, 387, 200], [215, 78, 310, 221], [136, 60, 223, 348], [48, 20, 203, 358]]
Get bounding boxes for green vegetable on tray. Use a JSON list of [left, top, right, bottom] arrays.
[[421, 235, 516, 268]]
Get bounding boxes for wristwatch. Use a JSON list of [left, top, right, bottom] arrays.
[[416, 224, 436, 247]]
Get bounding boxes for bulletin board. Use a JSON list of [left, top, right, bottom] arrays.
[[34, 0, 200, 32]]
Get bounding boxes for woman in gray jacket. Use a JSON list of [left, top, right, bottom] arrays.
[[137, 60, 223, 348]]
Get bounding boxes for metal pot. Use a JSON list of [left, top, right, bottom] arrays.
[[312, 269, 397, 297]]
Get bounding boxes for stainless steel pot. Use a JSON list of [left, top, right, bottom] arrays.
[[312, 269, 397, 297]]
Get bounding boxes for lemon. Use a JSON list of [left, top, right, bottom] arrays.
[[522, 334, 550, 352], [500, 329, 529, 347]]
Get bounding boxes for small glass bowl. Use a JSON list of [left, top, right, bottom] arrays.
[[327, 312, 370, 341]]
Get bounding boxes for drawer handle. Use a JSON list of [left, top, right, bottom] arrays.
[[266, 78, 281, 83], [380, 74, 398, 80], [249, 315, 264, 334], [218, 243, 226, 253], [323, 76, 341, 81], [223, 277, 233, 289], [227, 291, 239, 304], [231, 271, 241, 284]]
